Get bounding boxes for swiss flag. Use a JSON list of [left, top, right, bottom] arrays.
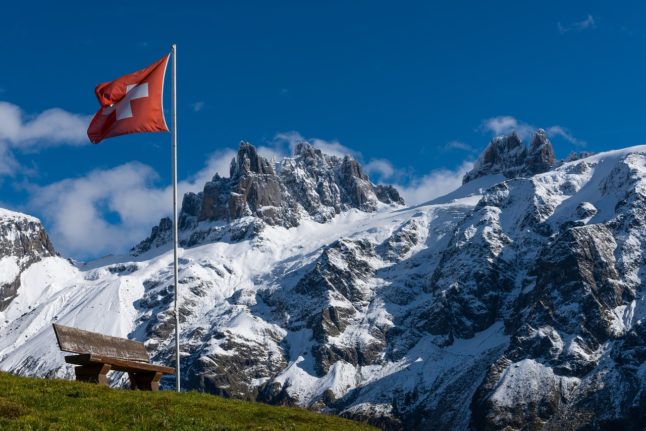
[[87, 54, 170, 144]]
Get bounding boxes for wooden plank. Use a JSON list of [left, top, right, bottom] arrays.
[[65, 354, 175, 374], [53, 324, 149, 363]]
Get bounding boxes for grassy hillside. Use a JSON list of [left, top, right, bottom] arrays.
[[0, 372, 376, 430]]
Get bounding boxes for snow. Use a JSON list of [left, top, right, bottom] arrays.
[[1, 143, 646, 427], [1, 191, 482, 398], [547, 147, 646, 227], [429, 174, 505, 205], [490, 358, 579, 408], [0, 256, 19, 284], [0, 256, 141, 374], [0, 207, 40, 223]]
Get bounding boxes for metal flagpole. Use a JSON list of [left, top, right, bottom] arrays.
[[171, 43, 181, 393]]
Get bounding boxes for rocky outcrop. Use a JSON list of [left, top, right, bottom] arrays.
[[0, 210, 57, 310], [133, 141, 404, 254], [199, 142, 297, 226], [469, 153, 646, 430], [463, 129, 555, 183]]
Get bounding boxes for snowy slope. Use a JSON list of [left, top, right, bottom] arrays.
[[1, 136, 645, 430], [0, 208, 57, 311]]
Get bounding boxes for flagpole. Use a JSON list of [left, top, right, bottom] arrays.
[[171, 43, 181, 393]]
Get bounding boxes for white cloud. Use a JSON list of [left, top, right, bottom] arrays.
[[26, 149, 238, 258], [272, 131, 359, 158], [545, 125, 586, 147], [0, 102, 90, 149], [0, 101, 90, 177], [480, 116, 535, 141], [197, 148, 238, 180], [481, 115, 585, 147], [256, 146, 288, 164], [191, 101, 205, 112], [396, 162, 473, 206], [445, 140, 477, 153], [0, 142, 19, 176], [558, 14, 596, 33], [364, 159, 397, 180], [27, 163, 161, 257]]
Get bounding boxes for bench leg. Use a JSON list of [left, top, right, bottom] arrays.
[[74, 364, 111, 385], [128, 371, 163, 391]]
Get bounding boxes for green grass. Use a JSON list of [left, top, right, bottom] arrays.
[[0, 372, 376, 430]]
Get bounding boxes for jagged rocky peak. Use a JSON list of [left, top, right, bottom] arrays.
[[230, 141, 275, 177], [133, 141, 404, 254], [0, 208, 57, 311], [463, 129, 555, 184], [199, 141, 287, 225]]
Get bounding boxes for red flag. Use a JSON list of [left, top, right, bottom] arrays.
[[87, 54, 170, 144]]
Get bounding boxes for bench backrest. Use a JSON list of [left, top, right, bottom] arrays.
[[53, 324, 150, 363]]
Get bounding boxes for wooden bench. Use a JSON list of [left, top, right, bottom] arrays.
[[53, 323, 174, 391]]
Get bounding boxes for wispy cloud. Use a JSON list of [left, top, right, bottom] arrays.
[[0, 102, 90, 150], [396, 162, 473, 205], [480, 116, 535, 141], [0, 102, 90, 176], [364, 159, 397, 180], [0, 142, 19, 176], [480, 115, 585, 147], [191, 101, 205, 112], [445, 140, 477, 153], [558, 14, 596, 34], [272, 131, 359, 158], [545, 125, 586, 147]]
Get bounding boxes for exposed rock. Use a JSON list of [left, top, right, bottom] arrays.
[[374, 185, 405, 206], [0, 209, 57, 310], [526, 129, 556, 174], [4, 138, 646, 431], [133, 141, 404, 254], [463, 130, 555, 184]]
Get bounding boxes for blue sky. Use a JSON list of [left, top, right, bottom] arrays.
[[1, 0, 645, 259]]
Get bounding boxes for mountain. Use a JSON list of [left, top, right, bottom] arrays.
[[462, 129, 555, 183], [132, 141, 403, 254], [0, 209, 57, 311], [1, 134, 645, 430]]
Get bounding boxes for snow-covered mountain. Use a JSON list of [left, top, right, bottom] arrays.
[[0, 208, 57, 311], [1, 134, 645, 430]]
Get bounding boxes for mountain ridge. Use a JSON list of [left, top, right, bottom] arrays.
[[132, 140, 403, 255], [1, 134, 645, 430]]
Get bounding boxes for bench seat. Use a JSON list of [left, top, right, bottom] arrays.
[[53, 324, 175, 391], [65, 353, 175, 374]]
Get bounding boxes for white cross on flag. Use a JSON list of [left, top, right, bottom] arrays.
[[87, 55, 169, 144]]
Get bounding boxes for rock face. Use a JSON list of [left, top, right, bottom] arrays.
[[133, 141, 404, 255], [463, 129, 556, 183], [0, 209, 57, 311], [2, 137, 646, 431]]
